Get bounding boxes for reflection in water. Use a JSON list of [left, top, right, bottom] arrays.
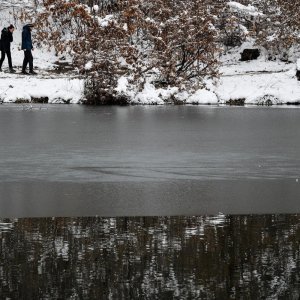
[[0, 215, 299, 299]]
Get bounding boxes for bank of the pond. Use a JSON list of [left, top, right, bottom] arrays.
[[1, 61, 300, 105], [0, 76, 83, 104]]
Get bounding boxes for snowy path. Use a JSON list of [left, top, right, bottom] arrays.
[[0, 71, 82, 80]]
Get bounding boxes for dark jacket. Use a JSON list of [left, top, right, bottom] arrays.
[[0, 28, 13, 52], [21, 25, 33, 50]]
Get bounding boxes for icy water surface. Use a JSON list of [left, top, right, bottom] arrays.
[[0, 104, 300, 216], [1, 105, 300, 298], [0, 215, 299, 299]]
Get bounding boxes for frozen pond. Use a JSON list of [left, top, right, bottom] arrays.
[[0, 104, 300, 217]]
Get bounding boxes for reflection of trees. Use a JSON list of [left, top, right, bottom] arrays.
[[0, 215, 299, 299]]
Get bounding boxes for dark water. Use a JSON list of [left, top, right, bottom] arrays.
[[1, 105, 300, 298], [0, 104, 300, 217], [0, 215, 299, 299]]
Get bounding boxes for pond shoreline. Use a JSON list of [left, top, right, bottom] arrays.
[[1, 69, 300, 106], [1, 52, 300, 106], [0, 97, 300, 109]]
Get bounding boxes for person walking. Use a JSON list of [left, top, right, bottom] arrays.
[[21, 23, 36, 75], [0, 24, 16, 73]]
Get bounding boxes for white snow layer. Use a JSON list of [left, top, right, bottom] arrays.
[[297, 59, 300, 71], [129, 60, 300, 105], [227, 1, 264, 17], [133, 82, 165, 105], [0, 78, 84, 103], [1, 64, 300, 105], [216, 69, 300, 104], [93, 5, 99, 12], [186, 89, 218, 104], [84, 61, 93, 70]]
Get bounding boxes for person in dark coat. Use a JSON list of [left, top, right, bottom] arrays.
[[0, 24, 16, 73], [21, 23, 36, 75]]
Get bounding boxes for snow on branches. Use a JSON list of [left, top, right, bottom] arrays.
[[255, 1, 300, 60], [20, 0, 300, 103], [24, 0, 221, 103]]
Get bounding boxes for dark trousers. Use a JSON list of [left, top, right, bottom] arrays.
[[22, 50, 33, 72], [0, 50, 12, 69]]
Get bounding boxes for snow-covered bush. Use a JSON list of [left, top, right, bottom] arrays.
[[17, 0, 300, 104], [20, 0, 221, 104], [215, 1, 264, 49], [255, 1, 300, 61]]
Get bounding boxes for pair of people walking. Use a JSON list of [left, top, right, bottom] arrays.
[[0, 23, 36, 75]]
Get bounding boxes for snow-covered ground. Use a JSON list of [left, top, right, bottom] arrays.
[[214, 43, 300, 105], [128, 69, 300, 106], [1, 5, 300, 105], [0, 75, 83, 103], [217, 66, 299, 105], [129, 45, 300, 106], [0, 7, 82, 104], [1, 52, 299, 105]]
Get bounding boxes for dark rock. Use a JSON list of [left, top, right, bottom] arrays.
[[296, 70, 300, 81], [240, 49, 260, 61]]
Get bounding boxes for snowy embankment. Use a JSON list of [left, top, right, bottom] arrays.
[[217, 68, 299, 105], [2, 60, 299, 105], [129, 48, 300, 105], [215, 46, 300, 105], [1, 4, 300, 105], [0, 75, 83, 103], [115, 41, 300, 105], [216, 60, 300, 105], [0, 18, 299, 105]]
